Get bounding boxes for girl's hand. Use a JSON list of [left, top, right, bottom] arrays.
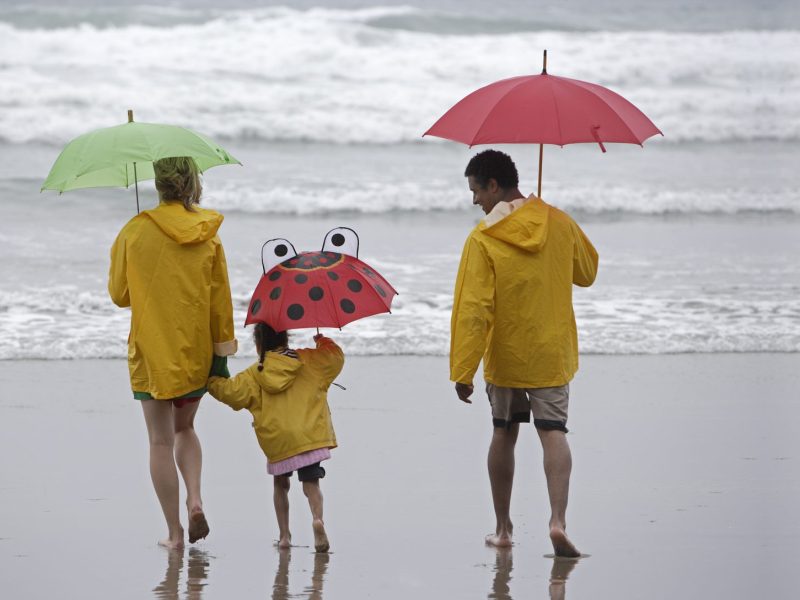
[[313, 333, 324, 342]]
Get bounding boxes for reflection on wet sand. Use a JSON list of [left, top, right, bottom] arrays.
[[548, 557, 579, 600], [488, 548, 513, 600], [153, 548, 210, 600], [272, 549, 330, 600], [487, 549, 581, 600]]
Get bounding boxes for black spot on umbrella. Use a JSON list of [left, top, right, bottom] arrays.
[[270, 287, 282, 300], [340, 299, 355, 314], [268, 271, 281, 281], [327, 271, 339, 281], [363, 267, 376, 278], [309, 287, 324, 301], [375, 285, 387, 298], [347, 279, 363, 293], [295, 274, 308, 284], [332, 233, 345, 247], [251, 299, 261, 315], [275, 244, 288, 257], [287, 304, 304, 320]]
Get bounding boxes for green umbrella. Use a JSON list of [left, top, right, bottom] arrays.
[[41, 110, 241, 212]]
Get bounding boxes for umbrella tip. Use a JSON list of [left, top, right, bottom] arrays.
[[542, 49, 548, 74], [127, 109, 134, 123]]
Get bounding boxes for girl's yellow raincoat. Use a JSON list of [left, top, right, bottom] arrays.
[[208, 337, 344, 462], [109, 202, 237, 399], [450, 196, 598, 388]]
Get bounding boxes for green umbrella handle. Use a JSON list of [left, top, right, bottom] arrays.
[[133, 162, 140, 214]]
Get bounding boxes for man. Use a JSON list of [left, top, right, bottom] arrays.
[[450, 149, 598, 556]]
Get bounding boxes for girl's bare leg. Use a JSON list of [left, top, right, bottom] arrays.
[[302, 480, 329, 552], [141, 400, 184, 550], [174, 401, 208, 543], [273, 475, 291, 548]]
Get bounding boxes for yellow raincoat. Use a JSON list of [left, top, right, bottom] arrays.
[[450, 196, 598, 388], [109, 202, 237, 399], [207, 337, 344, 462]]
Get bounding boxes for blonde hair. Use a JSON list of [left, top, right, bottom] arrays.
[[153, 156, 202, 210]]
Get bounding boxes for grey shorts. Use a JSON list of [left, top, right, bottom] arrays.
[[486, 383, 570, 433]]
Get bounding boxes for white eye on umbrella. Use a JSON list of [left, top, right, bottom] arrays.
[[321, 227, 359, 258], [261, 238, 298, 273]]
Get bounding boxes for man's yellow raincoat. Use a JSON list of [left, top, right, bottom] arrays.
[[109, 202, 237, 399], [207, 337, 344, 462], [450, 196, 598, 388]]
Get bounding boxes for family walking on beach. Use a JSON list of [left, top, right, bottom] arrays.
[[108, 149, 597, 558]]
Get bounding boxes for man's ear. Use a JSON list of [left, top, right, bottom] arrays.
[[487, 178, 499, 193]]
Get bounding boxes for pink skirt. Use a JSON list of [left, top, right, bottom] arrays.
[[267, 448, 331, 476]]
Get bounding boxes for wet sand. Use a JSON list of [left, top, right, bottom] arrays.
[[0, 354, 798, 599]]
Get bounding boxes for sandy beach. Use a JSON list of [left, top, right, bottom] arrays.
[[1, 353, 797, 599]]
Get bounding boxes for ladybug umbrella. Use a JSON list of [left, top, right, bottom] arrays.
[[246, 227, 397, 331], [423, 50, 662, 197]]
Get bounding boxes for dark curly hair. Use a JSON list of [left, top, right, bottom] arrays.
[[464, 149, 519, 190], [253, 322, 289, 371]]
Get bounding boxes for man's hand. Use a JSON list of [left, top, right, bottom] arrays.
[[455, 382, 474, 404]]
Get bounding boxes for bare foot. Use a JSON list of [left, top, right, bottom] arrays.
[[276, 534, 292, 549], [485, 533, 513, 548], [549, 527, 580, 558], [312, 519, 329, 553], [158, 536, 185, 551], [188, 508, 210, 544]]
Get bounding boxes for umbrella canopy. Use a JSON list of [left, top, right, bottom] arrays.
[[246, 228, 397, 331], [41, 111, 240, 211], [424, 73, 661, 149], [423, 51, 661, 195]]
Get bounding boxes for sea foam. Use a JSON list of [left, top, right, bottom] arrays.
[[0, 6, 797, 145]]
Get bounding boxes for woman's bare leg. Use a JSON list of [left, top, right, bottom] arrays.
[[174, 401, 207, 543], [141, 399, 184, 549], [274, 475, 292, 548], [302, 480, 329, 552]]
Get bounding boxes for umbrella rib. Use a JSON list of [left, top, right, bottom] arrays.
[[547, 77, 566, 146]]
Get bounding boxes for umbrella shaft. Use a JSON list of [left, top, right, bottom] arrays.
[[537, 144, 544, 198]]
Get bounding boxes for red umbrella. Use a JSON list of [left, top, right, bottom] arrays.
[[424, 50, 662, 196], [245, 227, 397, 331]]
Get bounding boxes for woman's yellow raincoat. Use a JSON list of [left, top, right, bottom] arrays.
[[109, 202, 237, 399], [450, 196, 598, 388], [208, 337, 344, 462]]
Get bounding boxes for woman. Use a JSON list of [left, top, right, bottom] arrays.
[[109, 156, 237, 550]]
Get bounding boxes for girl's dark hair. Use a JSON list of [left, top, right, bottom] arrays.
[[253, 322, 289, 371]]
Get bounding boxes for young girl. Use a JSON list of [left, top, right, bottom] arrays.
[[207, 324, 344, 552]]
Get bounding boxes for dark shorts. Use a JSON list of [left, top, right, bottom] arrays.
[[486, 383, 570, 433], [278, 462, 327, 482]]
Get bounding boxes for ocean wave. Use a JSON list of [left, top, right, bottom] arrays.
[[199, 181, 800, 216], [1, 284, 798, 360], [0, 7, 797, 145]]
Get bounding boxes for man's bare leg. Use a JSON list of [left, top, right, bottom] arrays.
[[302, 480, 329, 552], [174, 402, 208, 543], [486, 424, 519, 547], [273, 475, 292, 548], [141, 400, 184, 550], [537, 429, 580, 557]]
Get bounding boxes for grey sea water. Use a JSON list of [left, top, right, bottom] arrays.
[[0, 0, 798, 358]]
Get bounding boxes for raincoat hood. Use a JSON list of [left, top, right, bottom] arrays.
[[144, 202, 223, 245], [254, 353, 304, 394], [479, 195, 548, 253]]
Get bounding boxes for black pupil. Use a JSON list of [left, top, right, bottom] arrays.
[[275, 244, 288, 257], [332, 233, 345, 247]]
